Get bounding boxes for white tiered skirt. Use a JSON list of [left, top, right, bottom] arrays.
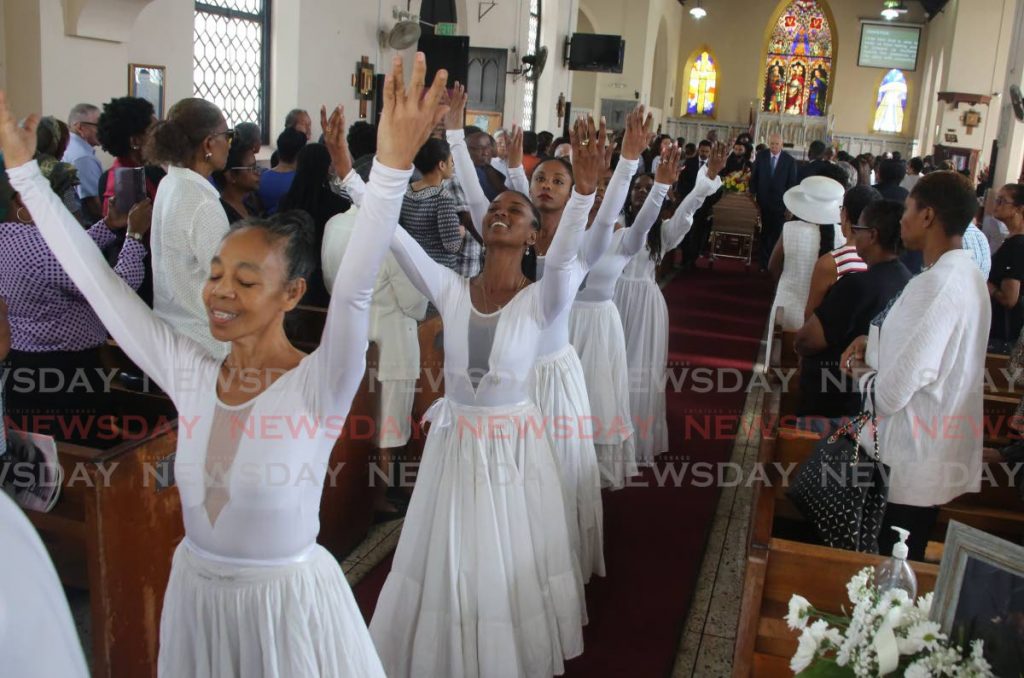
[[531, 345, 606, 583], [158, 540, 385, 678], [614, 277, 669, 464], [569, 299, 638, 489], [369, 398, 586, 678]]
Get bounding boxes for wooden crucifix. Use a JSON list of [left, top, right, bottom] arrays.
[[351, 56, 375, 119]]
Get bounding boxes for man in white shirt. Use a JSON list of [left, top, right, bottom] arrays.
[[843, 171, 990, 561], [62, 103, 103, 222]]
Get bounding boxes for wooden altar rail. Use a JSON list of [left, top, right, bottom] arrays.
[[735, 310, 1023, 676]]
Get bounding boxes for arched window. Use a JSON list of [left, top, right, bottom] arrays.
[[685, 50, 717, 117], [522, 0, 541, 130], [872, 69, 908, 134], [761, 0, 834, 117]]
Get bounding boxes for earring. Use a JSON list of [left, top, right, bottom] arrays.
[[525, 244, 533, 256], [16, 207, 31, 223], [204, 152, 213, 160], [131, 144, 141, 150]]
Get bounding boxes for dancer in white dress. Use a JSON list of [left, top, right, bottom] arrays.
[[0, 55, 448, 678], [570, 138, 680, 488], [499, 107, 647, 581], [613, 143, 727, 464], [367, 116, 604, 678]]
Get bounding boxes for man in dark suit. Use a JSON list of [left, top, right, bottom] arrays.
[[750, 133, 798, 269], [798, 139, 830, 181], [677, 140, 724, 268]]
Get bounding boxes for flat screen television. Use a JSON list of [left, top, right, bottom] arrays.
[[568, 33, 625, 73], [858, 21, 921, 71]]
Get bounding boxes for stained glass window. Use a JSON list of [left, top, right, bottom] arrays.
[[522, 0, 541, 131], [872, 69, 908, 134], [686, 51, 717, 117], [761, 0, 833, 117], [194, 1, 270, 141]]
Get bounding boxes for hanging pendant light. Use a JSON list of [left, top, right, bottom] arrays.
[[690, 0, 707, 19]]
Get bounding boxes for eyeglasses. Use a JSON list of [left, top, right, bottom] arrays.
[[210, 128, 235, 144], [78, 121, 98, 128], [850, 225, 874, 232], [995, 197, 1019, 206], [230, 164, 263, 174]]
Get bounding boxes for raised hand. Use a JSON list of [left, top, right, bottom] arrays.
[[602, 132, 619, 175], [320, 104, 352, 178], [655, 143, 682, 185], [506, 124, 524, 169], [376, 53, 449, 170], [569, 115, 604, 196], [0, 91, 40, 168], [706, 140, 729, 180], [620, 105, 654, 161], [445, 82, 467, 132]]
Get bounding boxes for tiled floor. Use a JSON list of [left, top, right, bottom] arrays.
[[671, 385, 764, 677]]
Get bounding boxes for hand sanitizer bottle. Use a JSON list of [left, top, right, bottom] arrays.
[[874, 526, 918, 599]]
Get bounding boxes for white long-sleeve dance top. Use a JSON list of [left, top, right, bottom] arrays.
[[618, 168, 723, 283], [9, 159, 410, 565], [576, 180, 670, 303], [493, 151, 639, 355], [390, 191, 595, 408]]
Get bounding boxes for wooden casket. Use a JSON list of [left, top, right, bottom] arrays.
[[710, 191, 760, 266]]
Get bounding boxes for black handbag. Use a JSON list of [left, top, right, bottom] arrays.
[[787, 377, 890, 553]]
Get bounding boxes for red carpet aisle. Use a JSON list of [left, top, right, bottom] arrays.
[[354, 260, 774, 677]]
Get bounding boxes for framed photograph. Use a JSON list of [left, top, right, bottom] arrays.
[[932, 521, 1024, 676], [945, 132, 959, 144], [128, 64, 165, 118], [467, 109, 502, 135]]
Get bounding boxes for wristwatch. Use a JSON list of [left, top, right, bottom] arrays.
[[125, 231, 145, 242]]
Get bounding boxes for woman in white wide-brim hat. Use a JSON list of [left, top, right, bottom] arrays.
[[766, 174, 846, 341]]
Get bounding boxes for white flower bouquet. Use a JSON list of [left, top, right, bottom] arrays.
[[786, 568, 994, 677]]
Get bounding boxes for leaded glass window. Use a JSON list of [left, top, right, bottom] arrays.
[[194, 1, 271, 141]]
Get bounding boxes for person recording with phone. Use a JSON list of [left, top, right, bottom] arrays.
[[0, 154, 152, 447]]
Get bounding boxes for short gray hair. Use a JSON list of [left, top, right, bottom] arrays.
[[68, 103, 99, 126]]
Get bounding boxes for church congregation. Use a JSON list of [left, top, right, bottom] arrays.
[[1, 0, 1024, 676]]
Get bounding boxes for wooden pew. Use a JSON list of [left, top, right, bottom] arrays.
[[30, 419, 182, 678], [733, 538, 939, 677]]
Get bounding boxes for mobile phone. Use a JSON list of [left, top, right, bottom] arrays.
[[113, 167, 145, 211]]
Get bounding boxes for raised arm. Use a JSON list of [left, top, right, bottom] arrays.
[[444, 83, 490, 232], [538, 117, 598, 324], [1, 98, 201, 401], [661, 142, 727, 251], [583, 108, 646, 267], [389, 227, 458, 308], [504, 125, 530, 195], [310, 57, 449, 411], [620, 133, 679, 257]]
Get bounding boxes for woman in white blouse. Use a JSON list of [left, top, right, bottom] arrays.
[[843, 171, 990, 562], [0, 55, 449, 677], [144, 97, 234, 359]]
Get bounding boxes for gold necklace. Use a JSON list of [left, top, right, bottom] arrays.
[[476, 276, 529, 312]]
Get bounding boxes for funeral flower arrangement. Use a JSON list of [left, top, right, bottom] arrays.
[[721, 168, 750, 193], [786, 568, 993, 677]]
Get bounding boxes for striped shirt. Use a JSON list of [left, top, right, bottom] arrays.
[[831, 244, 868, 279], [398, 184, 463, 271]]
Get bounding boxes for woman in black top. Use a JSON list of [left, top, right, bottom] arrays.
[[279, 143, 352, 306], [212, 139, 262, 224], [988, 183, 1024, 352]]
